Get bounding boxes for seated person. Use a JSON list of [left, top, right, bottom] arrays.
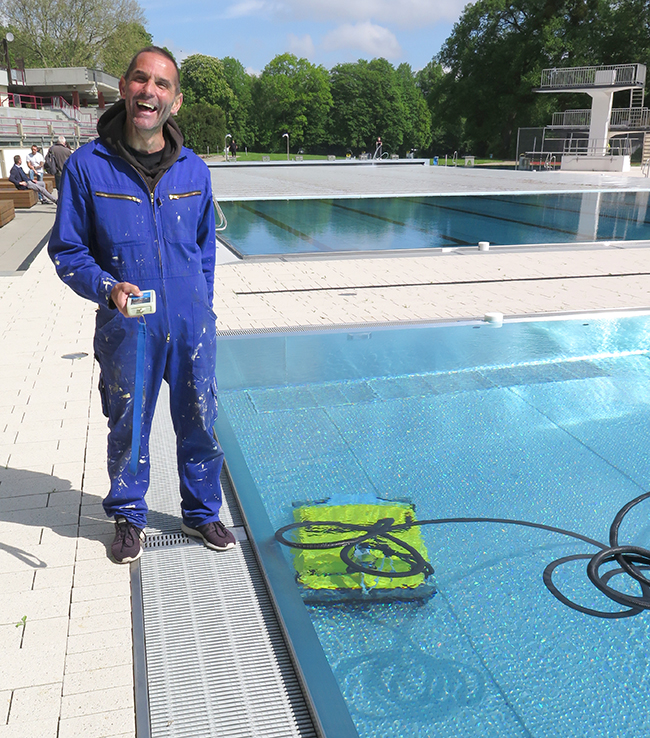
[[9, 155, 58, 204], [27, 144, 45, 183]]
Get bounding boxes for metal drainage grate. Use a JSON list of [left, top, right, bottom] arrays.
[[138, 541, 317, 738], [133, 383, 318, 738], [143, 532, 195, 549]]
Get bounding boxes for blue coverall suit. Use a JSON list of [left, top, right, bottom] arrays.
[[48, 137, 224, 530]]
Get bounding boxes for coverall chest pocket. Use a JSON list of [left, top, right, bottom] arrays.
[[161, 191, 202, 247], [93, 191, 147, 244]]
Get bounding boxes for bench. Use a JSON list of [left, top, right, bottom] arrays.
[[0, 199, 15, 226], [0, 177, 54, 192], [0, 189, 38, 208]]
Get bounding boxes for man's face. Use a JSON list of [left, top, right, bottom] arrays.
[[31, 146, 37, 154], [119, 52, 182, 137], [16, 157, 21, 165]]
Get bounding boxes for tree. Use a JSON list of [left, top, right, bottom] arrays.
[[174, 103, 226, 156], [180, 54, 234, 110], [221, 56, 254, 148], [99, 22, 151, 78], [395, 63, 432, 156], [0, 0, 146, 69], [253, 53, 332, 152], [329, 59, 411, 155], [328, 62, 372, 152], [437, 0, 557, 157], [415, 59, 467, 156], [434, 0, 650, 158]]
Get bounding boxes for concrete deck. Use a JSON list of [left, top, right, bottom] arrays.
[[2, 165, 650, 737]]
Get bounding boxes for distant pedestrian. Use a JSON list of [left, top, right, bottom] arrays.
[[46, 136, 72, 190], [375, 136, 382, 158], [229, 139, 237, 160]]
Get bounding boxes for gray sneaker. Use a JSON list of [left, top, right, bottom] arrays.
[[111, 517, 145, 563], [181, 520, 236, 551]]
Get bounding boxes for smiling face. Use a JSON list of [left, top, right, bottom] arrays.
[[119, 51, 183, 152]]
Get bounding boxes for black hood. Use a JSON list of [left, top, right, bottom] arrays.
[[97, 99, 184, 189]]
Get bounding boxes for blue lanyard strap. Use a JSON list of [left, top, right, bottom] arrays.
[[129, 317, 147, 475]]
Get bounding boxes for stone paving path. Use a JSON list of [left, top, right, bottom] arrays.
[[1, 164, 650, 737]]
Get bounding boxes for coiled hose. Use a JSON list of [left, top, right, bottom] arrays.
[[275, 491, 650, 618]]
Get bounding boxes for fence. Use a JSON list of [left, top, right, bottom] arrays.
[[550, 108, 650, 129], [540, 64, 646, 89]]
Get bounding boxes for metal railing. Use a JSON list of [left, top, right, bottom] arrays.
[[1, 92, 95, 123], [551, 110, 591, 127], [562, 137, 632, 156], [610, 107, 650, 128], [550, 107, 650, 129], [213, 197, 227, 232], [3, 68, 27, 85], [540, 64, 646, 89]]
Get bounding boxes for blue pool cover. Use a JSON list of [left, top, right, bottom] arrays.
[[216, 315, 650, 738], [218, 192, 650, 257]]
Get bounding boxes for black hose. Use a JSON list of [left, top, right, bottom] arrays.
[[274, 491, 650, 618]]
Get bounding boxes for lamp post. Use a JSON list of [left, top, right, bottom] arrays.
[[282, 132, 289, 161], [2, 32, 14, 87], [225, 133, 231, 160]]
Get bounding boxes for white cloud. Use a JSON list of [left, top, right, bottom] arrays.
[[287, 33, 316, 57], [322, 22, 401, 59], [224, 0, 469, 27], [224, 0, 272, 18]]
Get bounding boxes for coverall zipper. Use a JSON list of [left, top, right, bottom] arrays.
[[95, 192, 142, 203]]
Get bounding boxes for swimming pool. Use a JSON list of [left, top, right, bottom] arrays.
[[215, 314, 650, 738], [218, 192, 650, 257]]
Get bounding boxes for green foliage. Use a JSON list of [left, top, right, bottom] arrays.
[[221, 56, 255, 148], [395, 63, 432, 155], [434, 0, 650, 157], [174, 103, 226, 155], [98, 22, 152, 78], [415, 60, 457, 152], [253, 53, 332, 152], [180, 54, 234, 110], [0, 0, 146, 69], [328, 58, 430, 155], [436, 0, 555, 157]]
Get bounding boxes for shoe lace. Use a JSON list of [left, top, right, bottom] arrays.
[[116, 519, 142, 547]]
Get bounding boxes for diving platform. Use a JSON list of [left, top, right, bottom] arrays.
[[532, 64, 647, 172]]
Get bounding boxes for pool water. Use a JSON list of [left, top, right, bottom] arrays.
[[219, 192, 650, 257], [216, 315, 650, 738]]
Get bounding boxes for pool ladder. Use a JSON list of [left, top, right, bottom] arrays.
[[213, 196, 228, 232]]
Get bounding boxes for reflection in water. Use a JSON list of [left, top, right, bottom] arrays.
[[335, 647, 485, 722], [219, 192, 650, 257]]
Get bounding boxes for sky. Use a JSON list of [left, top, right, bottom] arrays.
[[140, 0, 472, 75]]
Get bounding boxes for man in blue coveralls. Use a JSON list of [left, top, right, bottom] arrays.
[[48, 47, 236, 563]]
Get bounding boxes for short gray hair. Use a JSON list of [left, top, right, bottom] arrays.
[[57, 136, 66, 145]]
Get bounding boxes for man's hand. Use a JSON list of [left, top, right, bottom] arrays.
[[111, 282, 142, 317], [18, 182, 27, 188]]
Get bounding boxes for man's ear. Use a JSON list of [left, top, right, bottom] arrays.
[[119, 76, 127, 99], [171, 92, 183, 116]]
